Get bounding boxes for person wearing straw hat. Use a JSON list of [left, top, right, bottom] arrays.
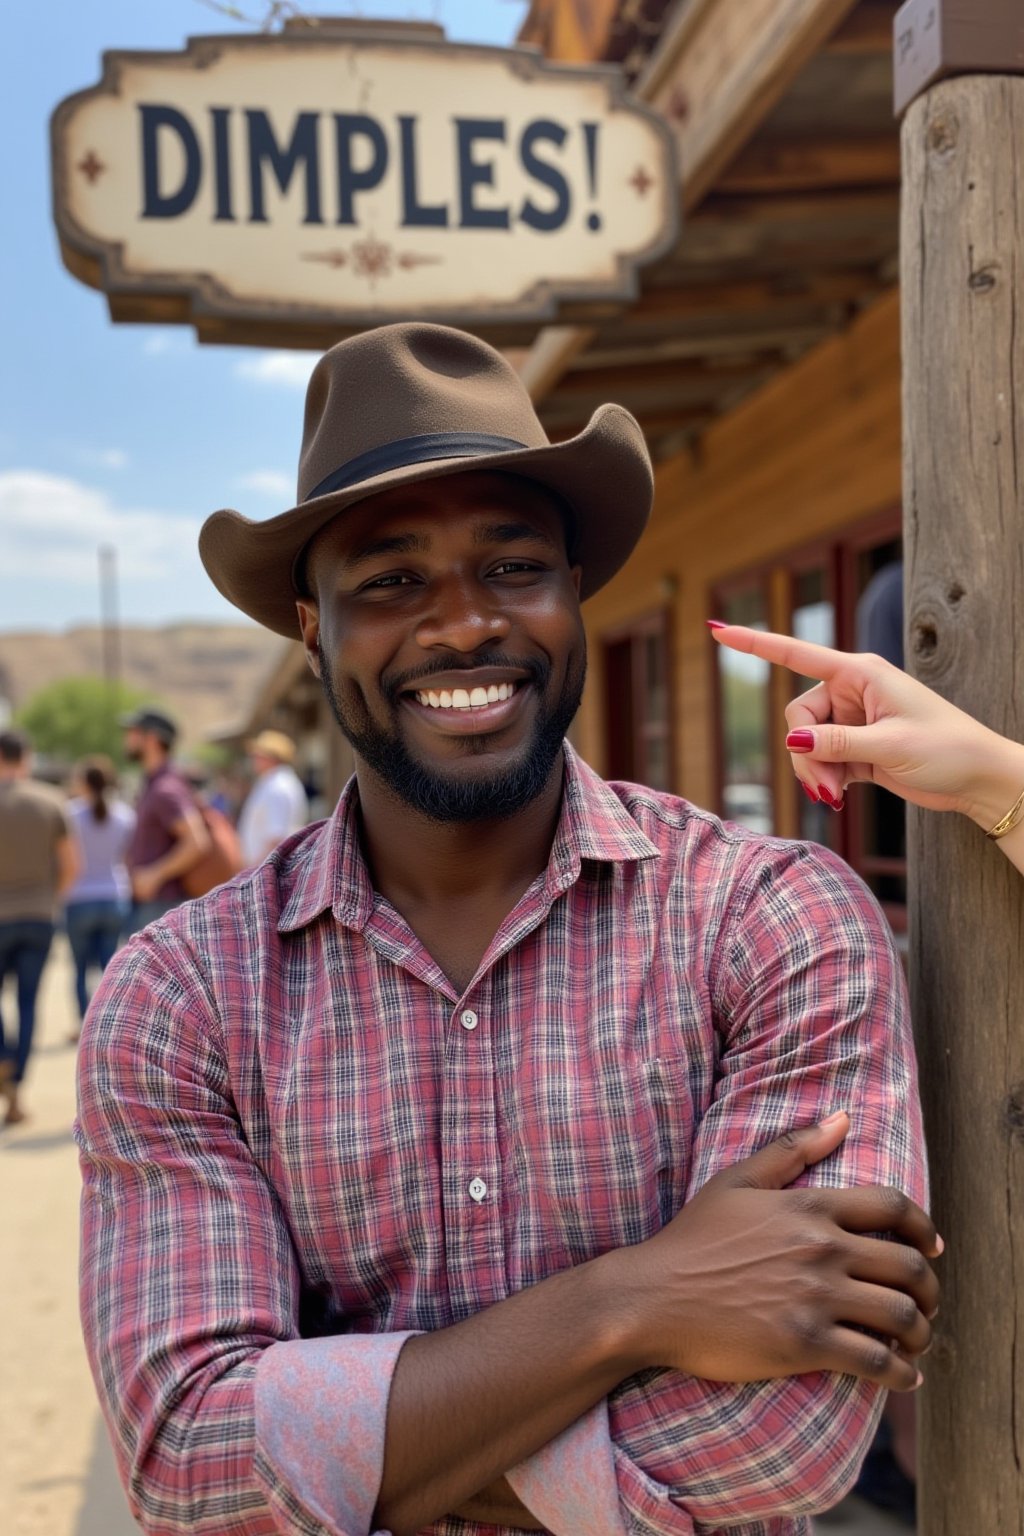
[[77, 324, 938, 1536], [237, 729, 309, 866]]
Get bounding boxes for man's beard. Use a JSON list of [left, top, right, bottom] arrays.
[[318, 639, 586, 823]]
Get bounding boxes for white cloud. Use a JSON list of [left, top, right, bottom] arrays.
[[234, 351, 319, 389], [237, 469, 293, 498], [0, 470, 237, 627]]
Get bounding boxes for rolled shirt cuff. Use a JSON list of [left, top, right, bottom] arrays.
[[254, 1331, 420, 1536], [506, 1398, 630, 1536]]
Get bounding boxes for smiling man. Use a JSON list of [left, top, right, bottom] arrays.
[[77, 324, 936, 1536]]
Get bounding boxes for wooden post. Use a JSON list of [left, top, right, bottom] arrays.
[[901, 68, 1024, 1533]]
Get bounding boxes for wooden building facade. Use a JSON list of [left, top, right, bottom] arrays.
[[237, 0, 909, 924]]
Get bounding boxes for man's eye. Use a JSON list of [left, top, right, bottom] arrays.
[[491, 560, 540, 577], [363, 573, 414, 590]]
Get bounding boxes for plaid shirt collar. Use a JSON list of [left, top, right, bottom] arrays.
[[277, 743, 660, 936]]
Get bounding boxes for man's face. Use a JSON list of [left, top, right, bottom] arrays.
[[249, 752, 277, 777], [296, 471, 586, 823], [122, 727, 145, 764]]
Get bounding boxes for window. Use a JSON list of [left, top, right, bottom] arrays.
[[712, 511, 906, 930], [714, 582, 773, 834], [603, 611, 673, 790]]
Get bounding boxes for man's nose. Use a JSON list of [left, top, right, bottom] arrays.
[[414, 575, 511, 651]]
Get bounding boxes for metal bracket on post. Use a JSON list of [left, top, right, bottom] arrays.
[[893, 0, 1024, 116]]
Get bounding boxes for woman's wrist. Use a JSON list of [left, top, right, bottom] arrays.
[[963, 733, 1024, 833]]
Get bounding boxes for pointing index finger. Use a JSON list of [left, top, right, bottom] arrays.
[[710, 624, 849, 683]]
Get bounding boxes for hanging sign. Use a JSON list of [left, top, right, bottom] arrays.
[[50, 22, 678, 344]]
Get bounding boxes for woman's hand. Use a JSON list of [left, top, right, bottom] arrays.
[[709, 624, 1024, 833]]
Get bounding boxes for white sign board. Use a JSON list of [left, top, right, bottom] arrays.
[[51, 24, 678, 342]]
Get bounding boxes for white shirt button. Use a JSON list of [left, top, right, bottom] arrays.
[[468, 1177, 487, 1203], [460, 1009, 479, 1031]]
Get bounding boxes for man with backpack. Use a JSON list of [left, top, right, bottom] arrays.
[[120, 707, 213, 929]]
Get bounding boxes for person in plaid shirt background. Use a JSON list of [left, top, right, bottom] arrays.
[[76, 324, 940, 1536]]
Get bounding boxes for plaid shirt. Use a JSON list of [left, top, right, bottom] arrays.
[[77, 746, 926, 1536]]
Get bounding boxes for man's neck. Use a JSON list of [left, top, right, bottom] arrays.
[[355, 753, 566, 911]]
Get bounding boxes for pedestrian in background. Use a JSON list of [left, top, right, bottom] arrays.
[[237, 728, 309, 866], [120, 707, 209, 932], [0, 728, 80, 1125], [64, 756, 135, 1040]]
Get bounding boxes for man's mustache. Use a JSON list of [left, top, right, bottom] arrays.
[[383, 653, 548, 703]]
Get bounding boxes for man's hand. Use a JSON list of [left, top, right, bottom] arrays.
[[615, 1111, 940, 1393]]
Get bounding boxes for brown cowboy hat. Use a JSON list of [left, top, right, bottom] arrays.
[[200, 322, 653, 638]]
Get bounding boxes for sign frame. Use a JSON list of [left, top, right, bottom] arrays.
[[51, 22, 680, 348]]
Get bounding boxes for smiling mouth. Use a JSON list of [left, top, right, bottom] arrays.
[[412, 681, 521, 711]]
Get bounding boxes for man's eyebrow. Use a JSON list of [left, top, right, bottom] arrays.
[[473, 520, 559, 549], [342, 531, 430, 568]]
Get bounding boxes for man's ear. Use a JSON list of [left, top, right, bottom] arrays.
[[570, 565, 582, 597], [295, 599, 321, 677]]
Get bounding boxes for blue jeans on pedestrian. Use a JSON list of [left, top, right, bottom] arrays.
[[65, 899, 128, 1020], [127, 898, 177, 935], [0, 920, 55, 1084]]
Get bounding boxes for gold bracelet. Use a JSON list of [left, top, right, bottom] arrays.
[[986, 785, 1024, 841]]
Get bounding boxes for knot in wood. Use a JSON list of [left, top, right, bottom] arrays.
[[968, 265, 999, 295], [927, 113, 959, 159], [1004, 1083, 1024, 1142], [910, 615, 939, 662]]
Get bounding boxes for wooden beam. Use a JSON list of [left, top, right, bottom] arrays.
[[554, 353, 775, 393], [716, 135, 901, 194], [617, 268, 883, 322], [516, 325, 596, 402], [824, 0, 899, 55], [520, 0, 862, 406], [640, 0, 861, 213]]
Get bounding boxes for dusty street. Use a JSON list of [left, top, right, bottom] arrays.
[[2, 938, 908, 1536]]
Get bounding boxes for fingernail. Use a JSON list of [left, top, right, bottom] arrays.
[[706, 619, 727, 631], [818, 785, 845, 812], [935, 1234, 945, 1256], [818, 1109, 848, 1127], [913, 1370, 924, 1390], [786, 730, 815, 752], [801, 782, 820, 804]]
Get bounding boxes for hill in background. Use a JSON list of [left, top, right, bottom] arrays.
[[0, 623, 287, 750]]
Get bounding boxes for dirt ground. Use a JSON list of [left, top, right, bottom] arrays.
[[1, 937, 908, 1536]]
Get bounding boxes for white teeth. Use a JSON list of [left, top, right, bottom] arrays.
[[414, 681, 518, 709]]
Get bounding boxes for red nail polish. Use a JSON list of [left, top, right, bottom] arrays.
[[818, 785, 843, 810], [706, 619, 727, 631], [786, 730, 815, 752], [801, 783, 819, 804]]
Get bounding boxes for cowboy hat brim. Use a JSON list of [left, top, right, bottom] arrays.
[[199, 403, 652, 639]]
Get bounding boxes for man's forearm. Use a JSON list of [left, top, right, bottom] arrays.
[[375, 1249, 635, 1536], [142, 830, 205, 887]]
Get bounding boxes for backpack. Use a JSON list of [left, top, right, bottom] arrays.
[[181, 798, 245, 899]]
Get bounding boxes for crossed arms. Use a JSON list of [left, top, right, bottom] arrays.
[[77, 845, 934, 1536]]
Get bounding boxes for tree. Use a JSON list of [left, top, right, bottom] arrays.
[[15, 676, 152, 767]]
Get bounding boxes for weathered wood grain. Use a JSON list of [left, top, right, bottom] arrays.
[[901, 74, 1024, 1536]]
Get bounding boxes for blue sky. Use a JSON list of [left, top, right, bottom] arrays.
[[1, 0, 529, 632]]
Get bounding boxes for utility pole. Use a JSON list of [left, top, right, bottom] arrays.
[[896, 2, 1024, 1529], [98, 543, 121, 736]]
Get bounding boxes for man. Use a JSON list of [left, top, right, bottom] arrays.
[[78, 325, 938, 1536], [0, 728, 79, 1125], [120, 707, 209, 930], [237, 729, 309, 865]]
